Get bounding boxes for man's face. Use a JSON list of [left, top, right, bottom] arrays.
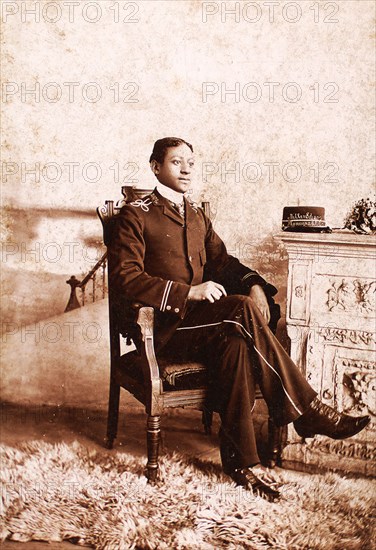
[[153, 143, 195, 193]]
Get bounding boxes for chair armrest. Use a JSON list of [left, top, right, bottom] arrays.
[[136, 306, 163, 415], [136, 307, 162, 383]]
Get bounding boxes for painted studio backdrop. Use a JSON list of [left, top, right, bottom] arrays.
[[1, 1, 375, 407]]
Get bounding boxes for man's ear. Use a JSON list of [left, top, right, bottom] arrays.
[[150, 160, 160, 175]]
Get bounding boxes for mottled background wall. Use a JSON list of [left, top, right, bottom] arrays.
[[1, 0, 375, 405]]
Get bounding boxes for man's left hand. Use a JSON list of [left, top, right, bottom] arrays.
[[249, 285, 270, 324]]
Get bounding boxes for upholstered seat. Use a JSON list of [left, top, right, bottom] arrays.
[[117, 352, 208, 390]]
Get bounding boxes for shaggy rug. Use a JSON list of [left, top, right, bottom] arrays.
[[0, 441, 375, 550]]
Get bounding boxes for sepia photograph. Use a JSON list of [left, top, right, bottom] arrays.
[[1, 1, 375, 548]]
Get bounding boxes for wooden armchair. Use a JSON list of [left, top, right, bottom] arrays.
[[97, 187, 284, 482]]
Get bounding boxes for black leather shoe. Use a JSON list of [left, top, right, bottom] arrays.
[[294, 397, 370, 440], [230, 467, 280, 502]]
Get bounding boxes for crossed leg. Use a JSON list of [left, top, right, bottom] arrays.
[[162, 294, 317, 472]]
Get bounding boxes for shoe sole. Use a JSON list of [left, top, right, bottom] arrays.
[[295, 416, 371, 440]]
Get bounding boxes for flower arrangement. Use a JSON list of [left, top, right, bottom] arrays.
[[344, 198, 376, 234]]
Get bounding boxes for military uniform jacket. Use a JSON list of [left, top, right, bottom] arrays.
[[108, 189, 274, 350]]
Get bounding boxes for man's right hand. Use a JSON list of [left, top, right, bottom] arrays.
[[187, 281, 227, 303]]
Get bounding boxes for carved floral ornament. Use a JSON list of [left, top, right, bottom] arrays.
[[307, 437, 375, 461], [98, 198, 127, 221], [342, 363, 376, 417], [294, 285, 304, 298], [326, 278, 376, 314], [318, 327, 375, 347], [137, 308, 154, 339]]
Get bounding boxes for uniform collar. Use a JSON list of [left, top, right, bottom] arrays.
[[156, 182, 185, 206], [150, 188, 186, 226]]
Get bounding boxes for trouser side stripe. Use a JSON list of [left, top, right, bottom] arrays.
[[176, 318, 303, 416]]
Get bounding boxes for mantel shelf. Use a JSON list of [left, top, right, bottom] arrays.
[[276, 230, 376, 248]]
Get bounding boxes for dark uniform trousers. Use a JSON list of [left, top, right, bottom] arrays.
[[162, 295, 317, 473], [108, 189, 317, 473]]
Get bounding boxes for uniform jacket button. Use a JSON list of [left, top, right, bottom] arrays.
[[174, 307, 180, 313], [188, 255, 193, 262], [166, 305, 171, 311]]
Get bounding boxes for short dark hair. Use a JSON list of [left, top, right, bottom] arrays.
[[149, 137, 194, 164]]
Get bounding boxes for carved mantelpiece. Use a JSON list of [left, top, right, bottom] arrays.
[[277, 231, 376, 477]]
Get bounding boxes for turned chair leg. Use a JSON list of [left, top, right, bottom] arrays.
[[202, 408, 213, 435], [146, 415, 161, 483], [104, 379, 120, 449]]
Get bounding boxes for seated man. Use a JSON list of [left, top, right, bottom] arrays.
[[108, 137, 370, 501]]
